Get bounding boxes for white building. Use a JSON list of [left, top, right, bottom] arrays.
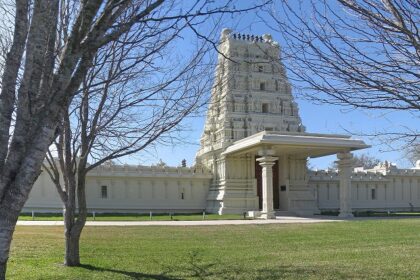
[[24, 30, 420, 218]]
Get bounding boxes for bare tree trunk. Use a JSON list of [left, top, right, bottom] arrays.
[[0, 0, 29, 174], [0, 197, 21, 280], [0, 262, 5, 280], [63, 175, 87, 267], [64, 214, 87, 266], [64, 227, 82, 266], [63, 196, 82, 267], [0, 227, 13, 280]]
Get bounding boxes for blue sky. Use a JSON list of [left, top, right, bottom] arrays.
[[128, 2, 418, 169]]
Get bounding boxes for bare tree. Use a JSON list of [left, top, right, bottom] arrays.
[[266, 0, 419, 147], [44, 25, 214, 266], [0, 0, 270, 278]]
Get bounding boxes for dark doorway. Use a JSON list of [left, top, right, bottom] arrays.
[[255, 158, 279, 210]]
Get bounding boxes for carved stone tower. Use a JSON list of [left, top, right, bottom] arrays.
[[196, 29, 307, 214], [197, 29, 304, 155]]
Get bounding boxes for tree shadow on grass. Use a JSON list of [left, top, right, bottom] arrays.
[[174, 250, 364, 280], [80, 264, 182, 280], [186, 262, 355, 280], [80, 251, 360, 280], [183, 250, 217, 280], [173, 250, 311, 280]]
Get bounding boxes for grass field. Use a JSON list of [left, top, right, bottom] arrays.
[[8, 219, 420, 279], [18, 212, 246, 221]]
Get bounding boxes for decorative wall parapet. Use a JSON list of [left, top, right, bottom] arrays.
[[89, 163, 212, 178], [386, 169, 420, 176], [309, 170, 388, 182], [309, 161, 420, 182], [221, 28, 279, 46], [359, 161, 420, 176]]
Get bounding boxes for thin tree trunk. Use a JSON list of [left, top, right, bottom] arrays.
[[64, 205, 82, 267], [64, 229, 81, 266], [63, 196, 86, 267], [63, 190, 80, 267], [64, 215, 86, 267]]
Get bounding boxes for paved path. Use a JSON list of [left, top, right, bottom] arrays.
[[17, 216, 344, 226]]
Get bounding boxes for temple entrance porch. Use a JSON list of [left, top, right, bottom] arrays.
[[212, 131, 369, 219]]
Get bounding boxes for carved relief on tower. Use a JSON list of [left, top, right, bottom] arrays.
[[240, 62, 248, 72], [197, 30, 306, 161], [252, 99, 260, 112], [232, 76, 247, 91], [283, 102, 291, 116], [232, 62, 240, 72]]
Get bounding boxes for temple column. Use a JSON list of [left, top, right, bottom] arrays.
[[337, 152, 354, 218], [257, 156, 278, 219]]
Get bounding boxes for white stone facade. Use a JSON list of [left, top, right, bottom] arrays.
[[24, 160, 420, 214], [24, 164, 212, 213]]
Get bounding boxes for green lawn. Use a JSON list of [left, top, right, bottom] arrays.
[[8, 219, 420, 279], [18, 212, 247, 221]]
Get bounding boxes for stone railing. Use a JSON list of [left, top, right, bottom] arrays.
[[308, 170, 389, 182], [309, 165, 420, 182]]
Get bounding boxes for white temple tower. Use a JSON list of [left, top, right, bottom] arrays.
[[196, 29, 307, 214], [197, 29, 304, 154]]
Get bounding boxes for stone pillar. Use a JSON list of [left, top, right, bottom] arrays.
[[257, 156, 278, 219], [337, 152, 354, 218]]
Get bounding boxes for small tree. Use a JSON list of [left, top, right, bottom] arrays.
[[45, 43, 211, 264]]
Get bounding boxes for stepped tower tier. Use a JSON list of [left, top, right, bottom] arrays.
[[197, 29, 305, 159]]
